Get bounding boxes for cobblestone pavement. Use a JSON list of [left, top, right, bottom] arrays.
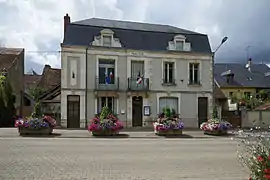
[[0, 136, 247, 180], [0, 128, 234, 139]]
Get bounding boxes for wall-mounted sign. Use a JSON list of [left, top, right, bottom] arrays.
[[144, 106, 151, 116]]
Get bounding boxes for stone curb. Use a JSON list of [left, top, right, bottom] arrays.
[[0, 133, 235, 139]]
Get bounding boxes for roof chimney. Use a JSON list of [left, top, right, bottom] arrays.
[[64, 13, 70, 35], [42, 64, 51, 75]]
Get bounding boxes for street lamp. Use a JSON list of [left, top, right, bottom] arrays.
[[212, 37, 228, 108]]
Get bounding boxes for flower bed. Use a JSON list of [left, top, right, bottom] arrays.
[[88, 107, 123, 136], [15, 116, 56, 135], [235, 128, 270, 180], [153, 108, 184, 136], [200, 119, 232, 136]]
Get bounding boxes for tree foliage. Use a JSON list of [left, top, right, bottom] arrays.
[[212, 105, 219, 119], [0, 75, 16, 127], [31, 101, 43, 118], [28, 87, 46, 101]]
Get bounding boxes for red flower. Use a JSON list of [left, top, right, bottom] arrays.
[[257, 156, 264, 162], [264, 174, 270, 179], [264, 169, 270, 174], [248, 177, 252, 180]]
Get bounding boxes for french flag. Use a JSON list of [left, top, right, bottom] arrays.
[[136, 71, 143, 84], [110, 72, 113, 79], [105, 72, 111, 84]]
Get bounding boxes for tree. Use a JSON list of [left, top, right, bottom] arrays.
[[31, 101, 42, 118], [212, 106, 219, 119], [28, 87, 46, 102], [0, 75, 16, 127]]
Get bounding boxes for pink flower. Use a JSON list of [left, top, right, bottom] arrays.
[[43, 116, 56, 127], [14, 119, 24, 127]]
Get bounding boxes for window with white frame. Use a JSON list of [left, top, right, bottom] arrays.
[[98, 97, 115, 113], [98, 59, 115, 84], [189, 63, 200, 84], [175, 41, 184, 51], [102, 35, 112, 47], [163, 62, 175, 84], [159, 97, 178, 113]]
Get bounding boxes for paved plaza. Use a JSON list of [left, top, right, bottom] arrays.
[[0, 129, 247, 180]]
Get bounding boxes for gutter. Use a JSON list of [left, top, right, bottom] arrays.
[[85, 47, 88, 128]]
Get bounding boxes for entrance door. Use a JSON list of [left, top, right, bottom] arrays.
[[67, 95, 80, 128], [132, 96, 143, 127], [198, 97, 208, 127]]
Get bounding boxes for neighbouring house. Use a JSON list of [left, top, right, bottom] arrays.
[[37, 65, 61, 124], [215, 59, 270, 107], [0, 47, 24, 116], [38, 64, 61, 91], [39, 84, 61, 126], [213, 83, 227, 117], [22, 65, 61, 118], [22, 71, 42, 117], [24, 71, 42, 91], [214, 60, 270, 127], [61, 14, 213, 128]]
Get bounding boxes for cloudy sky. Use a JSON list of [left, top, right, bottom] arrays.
[[0, 0, 269, 74]]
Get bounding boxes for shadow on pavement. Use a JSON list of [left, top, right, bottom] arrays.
[[203, 133, 235, 138], [162, 134, 194, 138], [20, 133, 62, 138], [92, 133, 130, 138]]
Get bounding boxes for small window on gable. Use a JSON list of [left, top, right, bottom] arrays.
[[103, 35, 112, 47]]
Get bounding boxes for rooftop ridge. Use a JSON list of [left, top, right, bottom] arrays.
[[72, 17, 204, 35]]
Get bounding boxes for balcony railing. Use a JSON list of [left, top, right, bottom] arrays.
[[95, 77, 119, 90], [128, 77, 149, 91]]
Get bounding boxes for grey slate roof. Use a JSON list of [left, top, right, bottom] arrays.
[[214, 63, 270, 88], [73, 18, 201, 34], [63, 18, 212, 53]]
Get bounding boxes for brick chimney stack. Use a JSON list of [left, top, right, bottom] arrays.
[[64, 13, 70, 35]]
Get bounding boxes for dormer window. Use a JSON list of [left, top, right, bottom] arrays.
[[175, 40, 184, 51], [91, 29, 122, 48], [102, 35, 112, 47], [167, 34, 191, 51]]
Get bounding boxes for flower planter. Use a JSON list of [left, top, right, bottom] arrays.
[[200, 119, 232, 136], [204, 129, 227, 136], [88, 107, 123, 137], [18, 127, 53, 135], [153, 119, 184, 136], [15, 116, 56, 136], [92, 129, 119, 136], [156, 129, 183, 136]]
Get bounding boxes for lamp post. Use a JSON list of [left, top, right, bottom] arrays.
[[212, 37, 228, 109]]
